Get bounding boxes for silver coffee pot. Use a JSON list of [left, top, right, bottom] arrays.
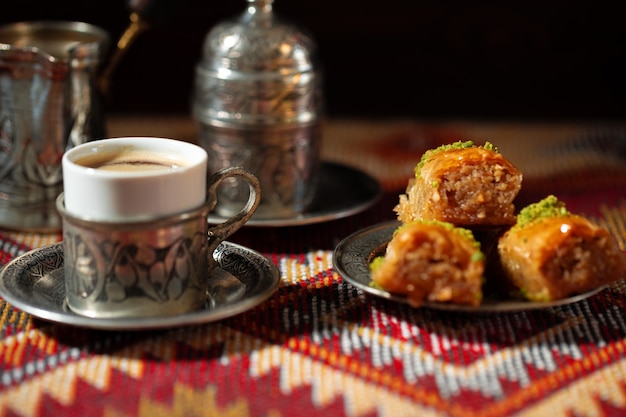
[[192, 0, 324, 220], [0, 21, 110, 231]]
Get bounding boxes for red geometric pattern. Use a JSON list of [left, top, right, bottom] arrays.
[[2, 120, 626, 417]]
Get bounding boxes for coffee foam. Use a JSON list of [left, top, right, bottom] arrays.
[[74, 145, 188, 172]]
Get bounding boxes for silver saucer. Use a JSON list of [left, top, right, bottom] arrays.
[[333, 221, 607, 312], [208, 162, 382, 227], [0, 241, 280, 330]]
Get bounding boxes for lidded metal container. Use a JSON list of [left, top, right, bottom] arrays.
[[192, 0, 324, 219]]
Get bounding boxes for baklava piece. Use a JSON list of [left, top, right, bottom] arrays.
[[497, 195, 626, 301], [370, 220, 485, 307], [395, 141, 522, 227]]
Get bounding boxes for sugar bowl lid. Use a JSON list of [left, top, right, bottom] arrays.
[[197, 0, 319, 74], [193, 0, 323, 127]]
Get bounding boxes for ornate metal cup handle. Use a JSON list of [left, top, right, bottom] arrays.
[[206, 167, 261, 253]]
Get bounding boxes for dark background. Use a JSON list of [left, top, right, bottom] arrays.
[[2, 1, 626, 120]]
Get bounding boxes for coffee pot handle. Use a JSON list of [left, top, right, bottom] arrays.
[[98, 0, 192, 96]]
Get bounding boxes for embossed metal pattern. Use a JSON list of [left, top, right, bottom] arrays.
[[192, 0, 324, 219], [0, 241, 280, 330], [60, 204, 211, 319], [0, 21, 109, 231], [200, 123, 321, 219], [53, 165, 261, 319], [192, 0, 321, 127]]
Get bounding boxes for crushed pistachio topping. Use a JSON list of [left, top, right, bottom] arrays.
[[369, 280, 385, 290], [415, 140, 498, 178], [516, 287, 550, 302], [482, 142, 497, 152], [369, 256, 385, 273], [515, 195, 570, 229]]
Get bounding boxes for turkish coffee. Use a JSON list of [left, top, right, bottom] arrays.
[[74, 145, 186, 173]]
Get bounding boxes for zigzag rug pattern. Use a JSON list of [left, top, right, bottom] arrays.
[[2, 247, 626, 417]]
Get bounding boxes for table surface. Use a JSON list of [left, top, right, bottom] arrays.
[[1, 116, 626, 417]]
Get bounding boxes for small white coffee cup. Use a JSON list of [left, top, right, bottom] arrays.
[[57, 137, 261, 319], [62, 137, 207, 221]]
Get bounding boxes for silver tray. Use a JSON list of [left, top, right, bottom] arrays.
[[208, 162, 382, 227], [333, 221, 607, 312], [0, 241, 280, 330]]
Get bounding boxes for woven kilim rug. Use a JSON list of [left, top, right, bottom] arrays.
[[1, 120, 626, 417]]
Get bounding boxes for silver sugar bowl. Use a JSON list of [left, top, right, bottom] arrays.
[[192, 0, 324, 220]]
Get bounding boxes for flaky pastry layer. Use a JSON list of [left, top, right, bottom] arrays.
[[497, 216, 626, 301], [372, 222, 484, 306], [396, 147, 522, 227]]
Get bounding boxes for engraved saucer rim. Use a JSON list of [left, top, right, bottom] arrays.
[[0, 241, 280, 330]]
